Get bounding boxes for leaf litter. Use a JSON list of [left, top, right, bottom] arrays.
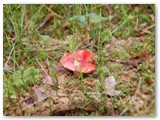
[[4, 34, 155, 116], [3, 5, 155, 116]]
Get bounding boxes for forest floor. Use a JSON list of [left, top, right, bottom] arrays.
[[3, 4, 155, 116]]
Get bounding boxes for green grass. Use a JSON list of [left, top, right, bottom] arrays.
[[3, 4, 155, 116]]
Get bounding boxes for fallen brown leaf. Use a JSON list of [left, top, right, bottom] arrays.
[[121, 59, 138, 70], [104, 76, 121, 96], [33, 87, 45, 101], [25, 97, 35, 105], [42, 75, 53, 85], [84, 80, 94, 88], [54, 65, 70, 76], [57, 74, 66, 88], [39, 14, 54, 29], [137, 51, 150, 63]]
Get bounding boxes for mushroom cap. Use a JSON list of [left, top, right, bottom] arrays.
[[60, 50, 96, 74]]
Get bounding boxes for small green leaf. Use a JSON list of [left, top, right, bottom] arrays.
[[69, 15, 80, 21], [90, 15, 101, 23], [79, 16, 85, 22], [85, 13, 97, 17], [120, 5, 127, 16], [80, 21, 87, 26], [102, 35, 110, 43], [90, 31, 95, 38], [40, 35, 49, 40], [140, 13, 152, 24], [128, 14, 134, 20], [134, 7, 140, 13]]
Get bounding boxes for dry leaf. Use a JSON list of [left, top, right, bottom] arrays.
[[57, 74, 66, 88], [104, 76, 121, 96], [104, 76, 117, 89], [33, 87, 45, 101], [40, 110, 50, 116], [54, 65, 70, 75], [84, 80, 94, 87], [40, 14, 54, 29], [59, 97, 69, 104], [42, 75, 53, 85]]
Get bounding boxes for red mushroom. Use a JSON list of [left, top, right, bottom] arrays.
[[60, 50, 96, 74]]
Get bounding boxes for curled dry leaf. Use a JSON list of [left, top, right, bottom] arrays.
[[84, 80, 94, 88], [104, 76, 121, 96]]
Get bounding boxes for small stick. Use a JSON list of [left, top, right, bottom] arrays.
[[135, 77, 142, 93], [26, 92, 53, 108], [43, 5, 63, 19], [36, 59, 48, 76]]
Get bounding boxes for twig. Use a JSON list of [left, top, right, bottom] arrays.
[[75, 38, 91, 50], [81, 44, 91, 49], [135, 77, 142, 93], [135, 17, 139, 30], [76, 106, 96, 112], [91, 4, 105, 10], [36, 59, 48, 76], [120, 107, 129, 116], [141, 24, 155, 34], [26, 92, 53, 108], [36, 58, 65, 89], [110, 19, 128, 36], [43, 5, 63, 19]]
